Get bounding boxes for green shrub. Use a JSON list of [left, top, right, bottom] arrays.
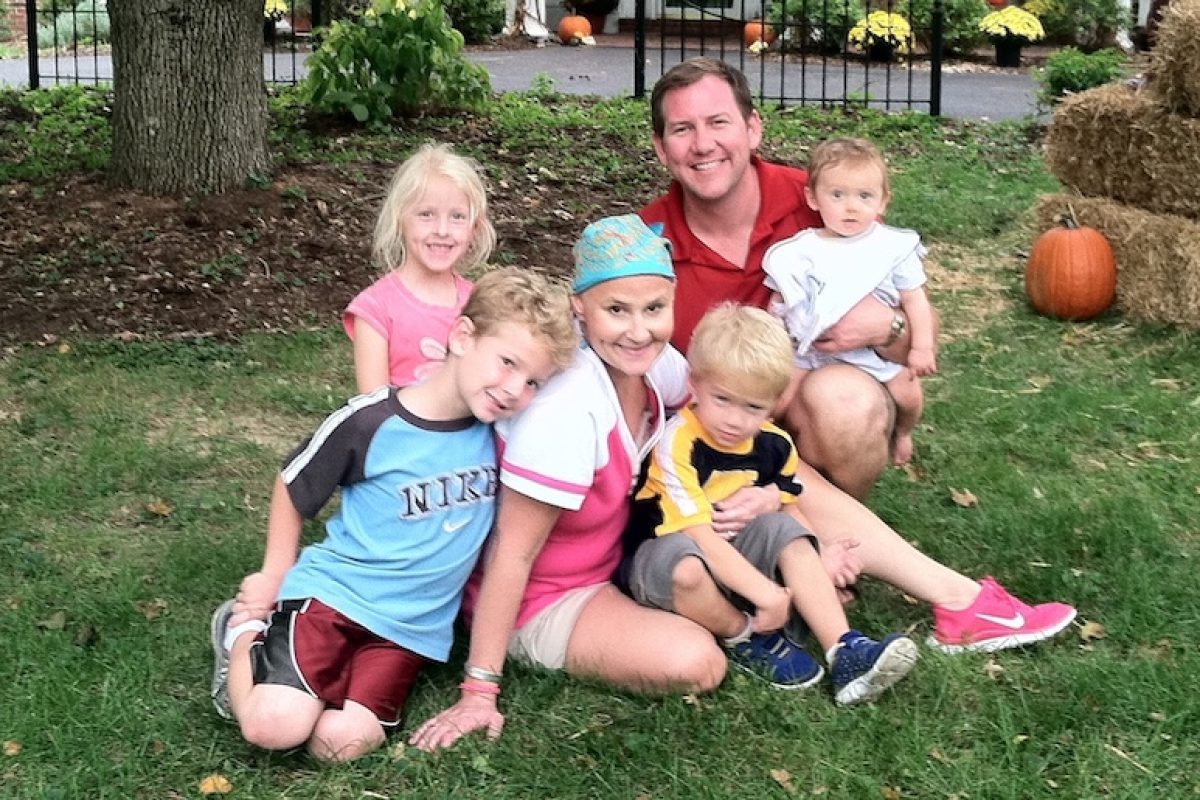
[[35, 0, 111, 50], [900, 0, 989, 54], [768, 0, 867, 54], [300, 0, 491, 125], [1036, 46, 1126, 103], [1033, 0, 1126, 50], [442, 0, 504, 43]]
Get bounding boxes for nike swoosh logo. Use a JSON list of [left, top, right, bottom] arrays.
[[442, 517, 471, 534], [975, 612, 1026, 629]]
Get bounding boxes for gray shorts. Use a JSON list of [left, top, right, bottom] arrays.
[[624, 512, 818, 617]]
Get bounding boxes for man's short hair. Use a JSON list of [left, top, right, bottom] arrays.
[[688, 303, 793, 400], [651, 57, 755, 138]]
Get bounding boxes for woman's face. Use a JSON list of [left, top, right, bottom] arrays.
[[571, 275, 675, 379]]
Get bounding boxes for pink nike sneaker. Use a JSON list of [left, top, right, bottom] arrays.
[[928, 577, 1077, 654]]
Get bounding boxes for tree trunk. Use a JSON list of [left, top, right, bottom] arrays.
[[109, 0, 270, 194]]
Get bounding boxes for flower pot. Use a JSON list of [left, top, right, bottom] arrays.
[[583, 12, 608, 35], [263, 18, 277, 43], [867, 41, 896, 61], [994, 38, 1022, 67]]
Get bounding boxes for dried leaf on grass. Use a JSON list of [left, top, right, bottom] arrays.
[[1078, 619, 1107, 642], [198, 774, 233, 795], [950, 488, 979, 508], [770, 769, 796, 794], [136, 598, 170, 620], [35, 611, 66, 631], [3, 740, 21, 757], [145, 499, 175, 517]]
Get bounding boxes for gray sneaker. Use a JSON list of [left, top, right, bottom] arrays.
[[209, 599, 235, 719]]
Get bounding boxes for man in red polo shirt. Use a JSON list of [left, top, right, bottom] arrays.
[[636, 59, 1077, 658], [641, 57, 912, 502]]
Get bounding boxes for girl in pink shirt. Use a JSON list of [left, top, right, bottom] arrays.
[[344, 143, 497, 392]]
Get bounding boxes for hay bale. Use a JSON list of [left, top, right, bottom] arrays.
[[1033, 193, 1200, 327], [1044, 83, 1200, 220], [1150, 0, 1200, 117]]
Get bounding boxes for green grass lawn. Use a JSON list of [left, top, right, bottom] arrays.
[[2, 88, 1199, 799]]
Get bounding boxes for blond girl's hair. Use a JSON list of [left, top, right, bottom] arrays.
[[373, 143, 497, 274], [688, 303, 794, 399]]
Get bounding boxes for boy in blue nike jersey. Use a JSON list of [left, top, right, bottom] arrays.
[[209, 268, 576, 762]]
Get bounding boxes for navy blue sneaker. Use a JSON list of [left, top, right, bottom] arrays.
[[726, 631, 824, 690], [830, 630, 918, 706]]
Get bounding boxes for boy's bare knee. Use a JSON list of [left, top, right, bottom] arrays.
[[670, 555, 711, 595], [308, 707, 385, 763], [239, 708, 311, 752]]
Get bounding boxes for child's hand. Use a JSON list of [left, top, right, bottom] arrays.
[[230, 571, 283, 626], [908, 347, 937, 377], [820, 538, 863, 596], [712, 485, 782, 538], [751, 584, 792, 633]]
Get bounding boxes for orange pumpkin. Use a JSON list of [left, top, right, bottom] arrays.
[[1025, 212, 1117, 321], [558, 15, 592, 44], [743, 20, 776, 47]]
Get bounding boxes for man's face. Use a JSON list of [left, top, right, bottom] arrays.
[[653, 74, 762, 206]]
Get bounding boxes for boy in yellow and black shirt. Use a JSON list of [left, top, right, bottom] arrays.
[[617, 303, 917, 705]]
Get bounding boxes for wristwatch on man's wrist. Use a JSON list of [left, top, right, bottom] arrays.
[[885, 313, 906, 346]]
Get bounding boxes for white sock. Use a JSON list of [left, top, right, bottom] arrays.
[[223, 619, 267, 653], [722, 613, 754, 647]]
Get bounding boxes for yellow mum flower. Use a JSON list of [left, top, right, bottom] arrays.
[[848, 11, 912, 55], [979, 7, 1045, 42]]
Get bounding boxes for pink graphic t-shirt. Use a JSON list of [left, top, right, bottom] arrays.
[[343, 272, 473, 387]]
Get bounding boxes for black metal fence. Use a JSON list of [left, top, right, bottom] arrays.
[[13, 0, 326, 89], [634, 0, 944, 115], [7, 0, 944, 115]]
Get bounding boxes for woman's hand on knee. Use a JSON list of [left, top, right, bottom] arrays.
[[409, 694, 505, 753]]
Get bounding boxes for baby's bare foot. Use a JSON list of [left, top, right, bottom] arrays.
[[892, 433, 915, 465]]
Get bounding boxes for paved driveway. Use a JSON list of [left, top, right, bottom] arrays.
[[0, 43, 1041, 120]]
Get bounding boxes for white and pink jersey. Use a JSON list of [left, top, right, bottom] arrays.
[[464, 344, 688, 628]]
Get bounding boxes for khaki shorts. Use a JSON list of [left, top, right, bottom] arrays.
[[508, 583, 607, 670]]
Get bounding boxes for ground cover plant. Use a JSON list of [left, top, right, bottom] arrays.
[[1, 84, 1199, 799]]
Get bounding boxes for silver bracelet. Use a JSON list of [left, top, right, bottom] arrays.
[[464, 664, 502, 684]]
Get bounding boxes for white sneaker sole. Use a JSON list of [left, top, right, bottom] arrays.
[[729, 659, 825, 691], [926, 607, 1078, 654], [835, 636, 919, 706], [210, 599, 235, 720]]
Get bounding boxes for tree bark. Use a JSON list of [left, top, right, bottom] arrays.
[[109, 0, 270, 194]]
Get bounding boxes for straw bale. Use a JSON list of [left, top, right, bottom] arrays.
[[1044, 83, 1200, 220], [1150, 0, 1200, 117], [1033, 193, 1200, 327]]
